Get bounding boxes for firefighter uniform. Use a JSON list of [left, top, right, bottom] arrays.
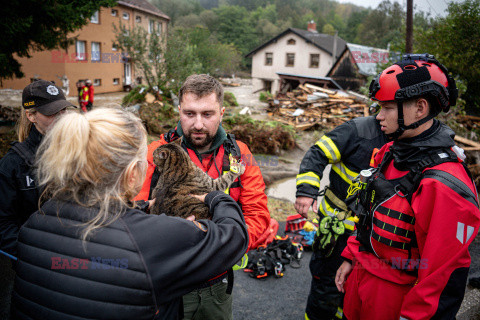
[[297, 116, 387, 320], [342, 121, 480, 320]]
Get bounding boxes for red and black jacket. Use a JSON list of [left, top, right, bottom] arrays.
[[343, 121, 480, 319], [135, 127, 270, 250]]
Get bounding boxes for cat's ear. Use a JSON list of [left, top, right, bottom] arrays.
[[172, 137, 182, 145], [158, 150, 169, 159]]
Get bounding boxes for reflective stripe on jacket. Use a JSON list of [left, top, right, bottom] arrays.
[[296, 116, 387, 230]]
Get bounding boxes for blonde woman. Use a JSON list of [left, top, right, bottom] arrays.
[[12, 108, 248, 320]]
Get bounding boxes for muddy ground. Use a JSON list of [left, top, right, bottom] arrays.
[[1, 81, 479, 319]]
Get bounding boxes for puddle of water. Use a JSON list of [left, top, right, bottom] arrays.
[[266, 166, 331, 203]]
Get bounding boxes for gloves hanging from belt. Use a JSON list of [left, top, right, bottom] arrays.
[[313, 216, 345, 257]]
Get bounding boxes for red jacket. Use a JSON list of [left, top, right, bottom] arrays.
[[80, 87, 89, 108], [86, 84, 94, 103], [343, 141, 480, 319], [135, 133, 270, 251]]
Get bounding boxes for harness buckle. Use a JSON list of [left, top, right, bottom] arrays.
[[274, 262, 284, 278], [394, 184, 408, 198]]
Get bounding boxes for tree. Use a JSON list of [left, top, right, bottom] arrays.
[[213, 6, 258, 56], [114, 23, 201, 93], [322, 24, 336, 36], [417, 0, 480, 111], [0, 0, 116, 81]]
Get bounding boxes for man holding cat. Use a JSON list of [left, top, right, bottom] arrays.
[[135, 74, 270, 320]]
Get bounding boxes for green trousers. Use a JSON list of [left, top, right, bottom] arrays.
[[182, 280, 232, 320]]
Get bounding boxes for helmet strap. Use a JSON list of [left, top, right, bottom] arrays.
[[388, 100, 436, 140]]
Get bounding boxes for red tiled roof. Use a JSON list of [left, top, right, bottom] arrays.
[[118, 0, 170, 20]]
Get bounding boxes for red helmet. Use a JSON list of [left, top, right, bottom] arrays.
[[369, 54, 457, 114]]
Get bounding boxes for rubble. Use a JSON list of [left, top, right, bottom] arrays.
[[266, 83, 370, 131]]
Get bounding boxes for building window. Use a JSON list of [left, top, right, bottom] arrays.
[[91, 42, 101, 61], [90, 11, 99, 24], [94, 79, 101, 86], [287, 38, 296, 45], [310, 54, 320, 68], [265, 52, 273, 66], [286, 53, 295, 67], [76, 40, 86, 61], [111, 9, 118, 16], [157, 22, 162, 35], [123, 12, 129, 20], [113, 78, 120, 85], [149, 19, 155, 34], [136, 16, 142, 23]]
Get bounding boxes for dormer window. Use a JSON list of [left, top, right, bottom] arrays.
[[287, 39, 296, 45]]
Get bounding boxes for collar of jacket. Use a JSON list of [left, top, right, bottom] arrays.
[[390, 119, 456, 171], [175, 121, 228, 155], [25, 125, 43, 153]]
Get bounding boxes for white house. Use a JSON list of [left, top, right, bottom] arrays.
[[246, 22, 346, 94]]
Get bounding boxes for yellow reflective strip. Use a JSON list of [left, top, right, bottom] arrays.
[[223, 171, 230, 194], [315, 136, 340, 163], [336, 307, 343, 319], [320, 197, 355, 230], [297, 172, 321, 180], [296, 172, 321, 188], [232, 254, 248, 270], [332, 162, 358, 184], [305, 313, 311, 320], [317, 136, 341, 163], [315, 141, 334, 163]]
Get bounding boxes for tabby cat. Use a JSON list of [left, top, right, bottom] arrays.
[[150, 138, 245, 219]]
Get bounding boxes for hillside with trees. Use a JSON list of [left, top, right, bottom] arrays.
[[146, 0, 479, 110]]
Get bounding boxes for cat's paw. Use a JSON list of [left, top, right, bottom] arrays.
[[229, 154, 245, 175]]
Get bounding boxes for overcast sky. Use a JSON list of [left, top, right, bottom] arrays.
[[336, 0, 460, 17]]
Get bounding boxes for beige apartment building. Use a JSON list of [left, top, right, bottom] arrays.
[[0, 0, 169, 96]]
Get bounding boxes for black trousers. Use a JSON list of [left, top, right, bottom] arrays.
[[305, 233, 349, 320]]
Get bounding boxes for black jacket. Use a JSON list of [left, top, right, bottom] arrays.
[[0, 126, 42, 257], [12, 192, 248, 320], [296, 116, 387, 200]]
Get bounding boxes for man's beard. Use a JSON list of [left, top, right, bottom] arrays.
[[184, 130, 215, 150]]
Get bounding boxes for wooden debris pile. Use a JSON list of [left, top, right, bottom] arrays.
[[266, 83, 370, 131]]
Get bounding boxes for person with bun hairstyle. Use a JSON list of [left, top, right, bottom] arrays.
[[11, 108, 248, 320], [335, 54, 480, 320]]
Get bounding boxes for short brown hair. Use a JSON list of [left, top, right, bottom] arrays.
[[179, 74, 224, 107]]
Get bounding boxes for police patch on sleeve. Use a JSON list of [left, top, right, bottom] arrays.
[[46, 85, 59, 95], [192, 221, 208, 232]]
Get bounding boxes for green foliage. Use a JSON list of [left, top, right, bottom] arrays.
[[259, 91, 273, 102], [122, 86, 148, 106], [213, 6, 258, 57], [114, 23, 202, 94], [416, 0, 480, 111], [322, 23, 336, 36], [0, 0, 116, 81], [150, 0, 203, 23], [223, 92, 238, 107]]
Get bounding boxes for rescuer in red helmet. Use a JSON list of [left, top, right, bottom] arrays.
[[335, 54, 480, 320]]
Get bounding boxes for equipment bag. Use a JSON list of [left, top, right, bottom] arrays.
[[244, 235, 303, 279]]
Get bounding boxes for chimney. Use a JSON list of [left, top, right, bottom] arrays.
[[332, 31, 338, 61], [307, 20, 317, 33]]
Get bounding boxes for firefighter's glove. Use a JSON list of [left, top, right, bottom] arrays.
[[313, 216, 345, 257]]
